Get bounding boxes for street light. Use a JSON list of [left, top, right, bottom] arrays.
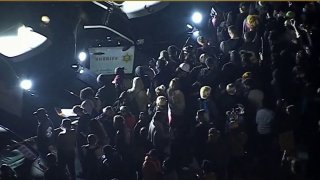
[[20, 79, 32, 90], [192, 12, 203, 24], [78, 51, 87, 62], [41, 16, 50, 24]]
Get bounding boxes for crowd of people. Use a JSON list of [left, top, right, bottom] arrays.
[[2, 2, 320, 180]]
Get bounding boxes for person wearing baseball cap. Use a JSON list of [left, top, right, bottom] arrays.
[[33, 108, 55, 161], [112, 67, 132, 98]]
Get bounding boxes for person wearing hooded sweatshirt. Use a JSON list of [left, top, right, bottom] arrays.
[[142, 149, 162, 180], [127, 77, 150, 115], [148, 111, 170, 154]]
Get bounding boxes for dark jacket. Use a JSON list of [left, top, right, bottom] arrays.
[[220, 38, 243, 54]]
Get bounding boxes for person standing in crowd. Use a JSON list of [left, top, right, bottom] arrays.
[[226, 121, 248, 180], [33, 108, 55, 162], [112, 67, 131, 98], [196, 36, 217, 59], [80, 87, 102, 117], [197, 57, 221, 89], [133, 112, 150, 140], [153, 96, 168, 116], [180, 45, 197, 66], [167, 45, 180, 65], [221, 50, 242, 85], [190, 53, 209, 83], [44, 153, 68, 180], [167, 78, 186, 128], [220, 25, 243, 54], [57, 118, 76, 179], [152, 59, 172, 90], [162, 157, 178, 180], [134, 127, 154, 180], [245, 78, 265, 110], [113, 114, 137, 179], [72, 105, 91, 176], [148, 111, 170, 156], [198, 86, 220, 129], [256, 99, 275, 144], [99, 106, 116, 145], [81, 134, 100, 180], [119, 106, 137, 131], [235, 3, 249, 34], [113, 91, 129, 113], [219, 83, 244, 114], [101, 145, 124, 180], [142, 149, 162, 180], [96, 74, 110, 108], [89, 118, 109, 146], [135, 65, 155, 91], [205, 128, 229, 180], [159, 50, 178, 75], [113, 115, 131, 157], [127, 77, 149, 115], [239, 31, 260, 57], [176, 63, 192, 91], [193, 109, 212, 163]]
